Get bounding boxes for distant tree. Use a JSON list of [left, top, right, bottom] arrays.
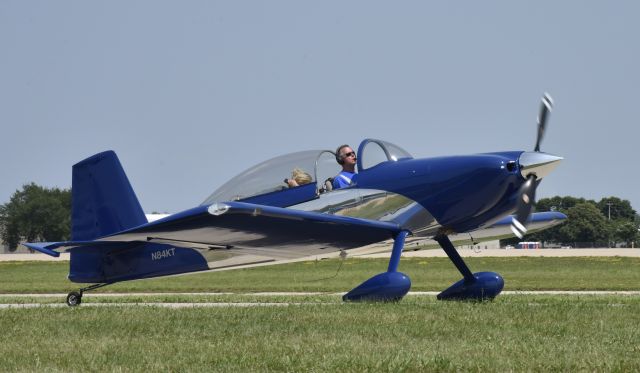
[[536, 196, 596, 213], [556, 203, 608, 244], [523, 199, 607, 245], [611, 220, 639, 247], [528, 196, 595, 244], [0, 183, 71, 251], [503, 195, 639, 247], [596, 197, 636, 222], [525, 221, 559, 246]]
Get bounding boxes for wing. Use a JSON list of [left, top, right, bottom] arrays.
[[26, 201, 402, 269], [448, 210, 566, 245], [345, 211, 567, 255], [25, 205, 564, 270]]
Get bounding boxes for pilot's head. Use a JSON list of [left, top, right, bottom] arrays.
[[335, 145, 357, 169]]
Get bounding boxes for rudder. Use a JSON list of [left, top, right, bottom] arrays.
[[72, 151, 147, 240]]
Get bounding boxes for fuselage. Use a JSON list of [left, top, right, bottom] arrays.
[[288, 150, 562, 238], [47, 143, 562, 285]]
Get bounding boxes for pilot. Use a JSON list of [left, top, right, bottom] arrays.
[[333, 144, 357, 189], [285, 168, 312, 188]]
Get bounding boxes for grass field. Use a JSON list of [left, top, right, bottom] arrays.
[[1, 296, 640, 371], [2, 257, 640, 371], [1, 256, 640, 293]]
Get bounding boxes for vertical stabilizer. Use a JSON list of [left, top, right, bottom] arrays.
[[72, 151, 147, 240]]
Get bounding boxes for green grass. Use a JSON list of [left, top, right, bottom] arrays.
[[2, 258, 640, 371], [1, 295, 640, 371], [1, 256, 640, 293]]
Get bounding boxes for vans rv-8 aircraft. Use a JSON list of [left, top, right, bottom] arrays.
[[27, 94, 565, 306]]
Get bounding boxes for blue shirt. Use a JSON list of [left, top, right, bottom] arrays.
[[333, 171, 356, 189]]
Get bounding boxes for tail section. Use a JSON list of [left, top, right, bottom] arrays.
[[71, 151, 147, 240]]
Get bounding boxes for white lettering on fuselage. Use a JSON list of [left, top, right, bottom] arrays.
[[151, 247, 176, 261]]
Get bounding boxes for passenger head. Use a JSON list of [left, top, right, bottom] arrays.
[[291, 168, 312, 185]]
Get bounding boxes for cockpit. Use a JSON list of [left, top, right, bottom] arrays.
[[201, 139, 413, 207]]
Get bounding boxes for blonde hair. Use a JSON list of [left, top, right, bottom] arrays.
[[291, 168, 312, 185]]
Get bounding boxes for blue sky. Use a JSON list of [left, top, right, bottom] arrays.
[[1, 1, 638, 214]]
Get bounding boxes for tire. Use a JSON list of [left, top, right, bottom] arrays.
[[66, 291, 82, 307]]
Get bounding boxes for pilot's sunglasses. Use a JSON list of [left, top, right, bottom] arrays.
[[344, 152, 356, 158]]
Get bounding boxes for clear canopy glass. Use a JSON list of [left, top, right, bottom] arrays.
[[202, 150, 337, 204], [357, 139, 413, 170], [201, 139, 413, 204]]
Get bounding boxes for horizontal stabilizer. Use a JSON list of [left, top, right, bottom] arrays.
[[23, 240, 139, 257], [22, 242, 61, 257]]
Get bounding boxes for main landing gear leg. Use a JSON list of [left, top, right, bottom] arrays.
[[434, 234, 504, 300], [343, 230, 412, 302], [66, 283, 111, 307]]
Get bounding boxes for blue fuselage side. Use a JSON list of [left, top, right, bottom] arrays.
[[68, 242, 209, 283], [353, 152, 524, 232]]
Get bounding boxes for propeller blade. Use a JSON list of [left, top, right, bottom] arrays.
[[510, 175, 537, 239], [513, 93, 556, 238], [534, 93, 554, 152]]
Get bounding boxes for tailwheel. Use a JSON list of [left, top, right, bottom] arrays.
[[66, 291, 82, 307], [65, 283, 111, 306]]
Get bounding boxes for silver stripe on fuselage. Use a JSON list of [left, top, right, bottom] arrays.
[[292, 188, 440, 236]]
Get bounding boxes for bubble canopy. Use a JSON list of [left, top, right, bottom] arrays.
[[202, 139, 413, 204], [356, 139, 413, 171]]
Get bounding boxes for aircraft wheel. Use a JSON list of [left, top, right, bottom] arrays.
[[66, 292, 82, 307]]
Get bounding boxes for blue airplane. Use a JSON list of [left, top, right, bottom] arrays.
[[26, 94, 565, 306]]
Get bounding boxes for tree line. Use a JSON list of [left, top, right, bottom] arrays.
[[1, 184, 639, 251], [508, 196, 639, 247], [0, 183, 71, 251]]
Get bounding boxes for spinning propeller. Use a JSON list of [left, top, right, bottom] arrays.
[[534, 94, 553, 152], [510, 93, 561, 239]]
